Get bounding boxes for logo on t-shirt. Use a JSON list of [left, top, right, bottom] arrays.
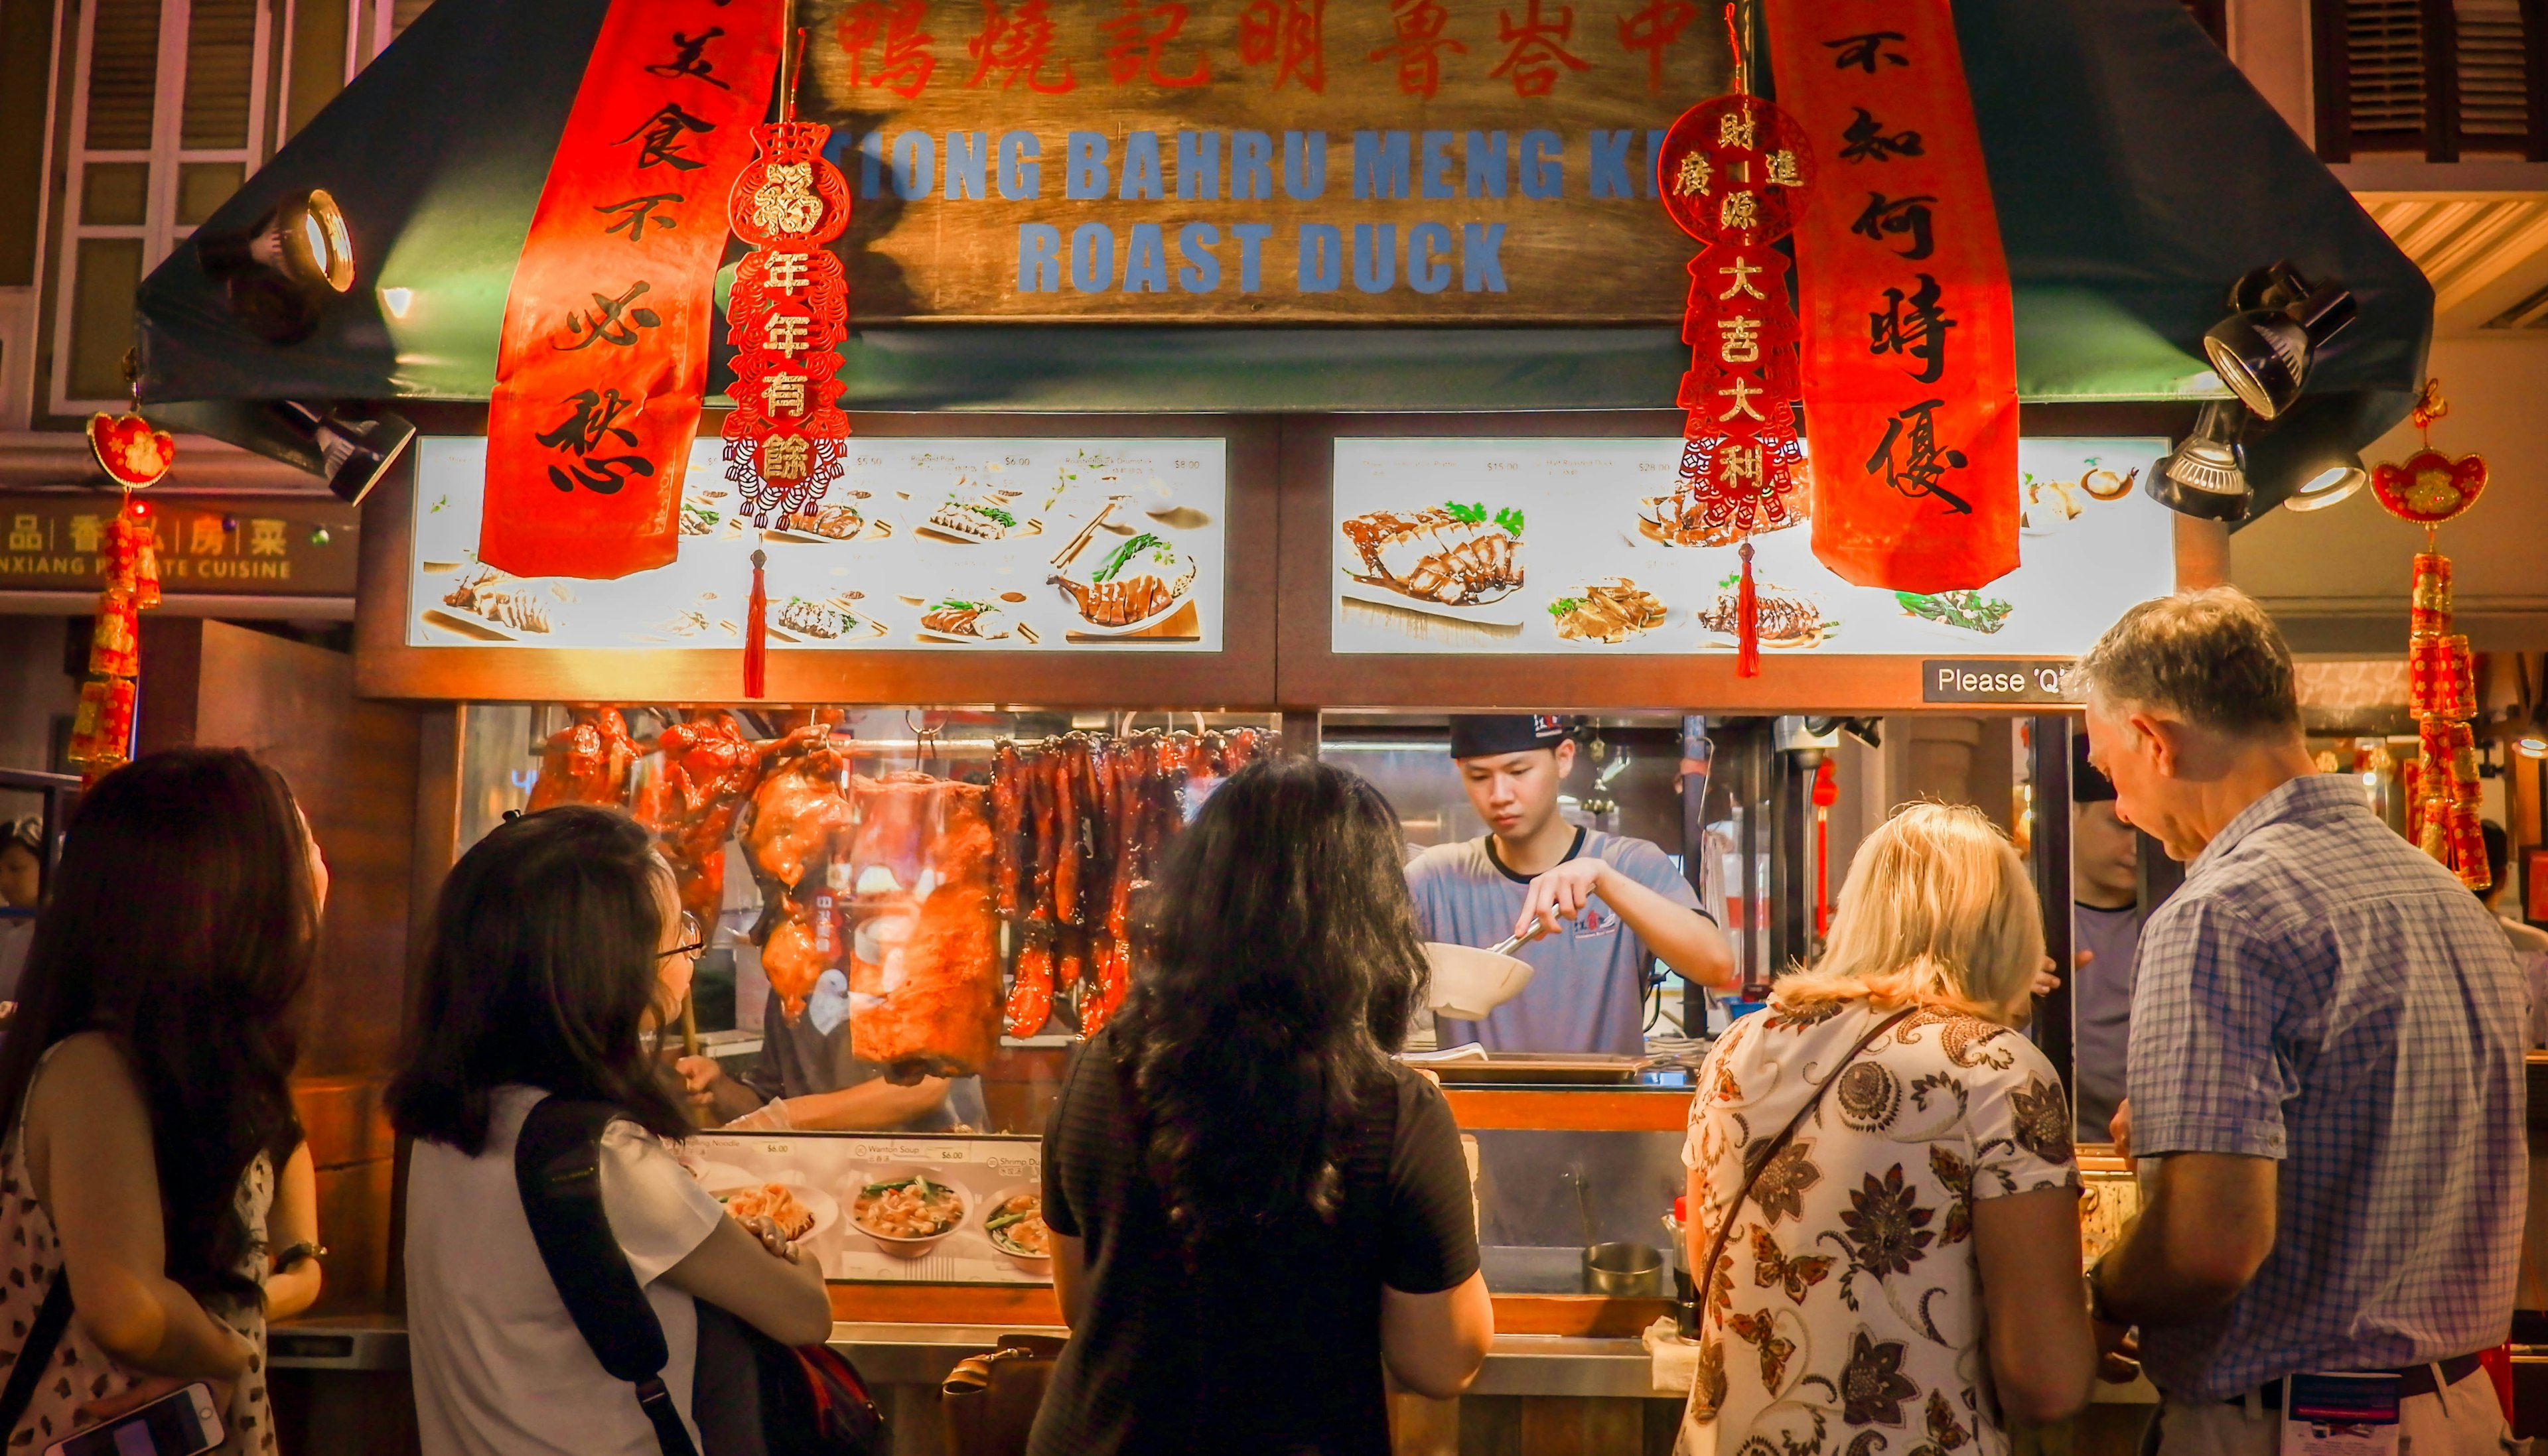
[[1575, 905, 1617, 938]]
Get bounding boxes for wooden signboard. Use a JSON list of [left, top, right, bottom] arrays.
[[0, 494, 360, 598], [796, 0, 1731, 320]]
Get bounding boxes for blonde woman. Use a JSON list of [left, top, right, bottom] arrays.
[[1678, 803, 2094, 1456]]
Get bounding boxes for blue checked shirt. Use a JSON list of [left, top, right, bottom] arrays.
[[2129, 773, 2527, 1400]]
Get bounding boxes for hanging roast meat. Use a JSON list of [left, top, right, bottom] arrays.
[[852, 779, 1000, 1077], [527, 706, 640, 811]]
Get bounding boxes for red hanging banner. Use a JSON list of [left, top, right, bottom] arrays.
[[478, 0, 782, 580], [1762, 0, 2018, 593]]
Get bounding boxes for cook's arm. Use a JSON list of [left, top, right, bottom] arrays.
[[1595, 866, 1738, 990], [764, 1076, 952, 1131]]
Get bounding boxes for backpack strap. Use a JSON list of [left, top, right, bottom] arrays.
[[514, 1096, 699, 1456], [0, 1274, 74, 1442]]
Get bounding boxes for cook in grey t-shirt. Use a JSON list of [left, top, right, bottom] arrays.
[[2070, 903, 2141, 1144], [1409, 827, 1709, 1055], [744, 983, 986, 1132]]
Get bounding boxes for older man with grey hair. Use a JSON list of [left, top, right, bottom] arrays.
[[2076, 587, 2523, 1456]]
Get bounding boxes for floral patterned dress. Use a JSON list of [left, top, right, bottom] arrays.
[[0, 1048, 275, 1454], [1678, 1001, 2078, 1456]]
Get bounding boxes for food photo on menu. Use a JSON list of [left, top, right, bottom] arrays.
[[680, 1133, 1053, 1284], [1328, 437, 2176, 657], [404, 436, 1230, 652]]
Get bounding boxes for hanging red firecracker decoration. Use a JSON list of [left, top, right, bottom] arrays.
[[67, 495, 162, 783], [1652, 5, 1811, 677], [2381, 379, 2490, 890], [722, 30, 851, 698]]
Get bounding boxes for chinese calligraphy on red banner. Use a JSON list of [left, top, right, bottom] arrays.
[[1764, 0, 2017, 593], [480, 0, 780, 580]]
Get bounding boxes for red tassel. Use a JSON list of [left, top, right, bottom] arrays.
[[744, 548, 769, 700], [1735, 541, 1760, 678]]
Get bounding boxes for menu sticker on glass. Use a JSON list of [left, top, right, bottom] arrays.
[[683, 1130, 1051, 1285], [1330, 438, 2172, 657], [410, 436, 1227, 651]]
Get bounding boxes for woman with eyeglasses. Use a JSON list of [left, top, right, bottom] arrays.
[[389, 806, 831, 1456]]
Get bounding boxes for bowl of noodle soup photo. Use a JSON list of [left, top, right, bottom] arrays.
[[978, 1185, 1054, 1275], [848, 1164, 973, 1260]]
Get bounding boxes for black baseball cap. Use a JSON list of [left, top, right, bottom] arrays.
[[1449, 715, 1576, 759], [2073, 734, 2116, 803]]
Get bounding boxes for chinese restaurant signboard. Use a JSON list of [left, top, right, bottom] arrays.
[[0, 496, 358, 598], [796, 0, 1736, 319]]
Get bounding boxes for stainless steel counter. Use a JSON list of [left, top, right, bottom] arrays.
[[272, 1317, 1669, 1399]]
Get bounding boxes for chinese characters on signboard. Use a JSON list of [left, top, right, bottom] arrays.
[[790, 0, 1735, 319], [0, 498, 357, 596]]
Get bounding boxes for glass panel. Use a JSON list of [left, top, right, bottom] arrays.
[[175, 160, 242, 223], [79, 163, 149, 225], [457, 704, 1283, 1136], [66, 237, 145, 400], [179, 0, 259, 149], [82, 0, 165, 151]]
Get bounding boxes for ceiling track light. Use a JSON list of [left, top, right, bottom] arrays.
[[2145, 398, 2255, 521], [2279, 460, 2368, 512], [2202, 262, 2358, 421], [269, 401, 415, 505], [196, 189, 356, 344]]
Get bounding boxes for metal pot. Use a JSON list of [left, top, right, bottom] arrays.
[[1582, 1240, 1664, 1297]]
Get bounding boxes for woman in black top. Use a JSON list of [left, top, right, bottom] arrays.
[[1034, 757, 1493, 1456]]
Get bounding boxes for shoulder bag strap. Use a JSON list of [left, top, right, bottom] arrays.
[[1691, 1006, 1919, 1321], [514, 1096, 698, 1456], [0, 1274, 74, 1441]]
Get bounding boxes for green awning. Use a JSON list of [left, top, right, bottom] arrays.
[[135, 0, 2428, 492]]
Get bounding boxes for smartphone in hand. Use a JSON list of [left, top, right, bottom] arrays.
[[43, 1382, 223, 1456]]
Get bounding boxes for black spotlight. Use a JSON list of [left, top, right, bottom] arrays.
[[2202, 263, 2357, 421], [198, 189, 356, 344], [1804, 715, 1882, 750], [2145, 399, 2253, 521], [271, 402, 415, 505]]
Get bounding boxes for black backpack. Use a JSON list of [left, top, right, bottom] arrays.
[[513, 1097, 885, 1456]]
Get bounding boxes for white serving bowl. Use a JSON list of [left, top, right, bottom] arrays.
[[977, 1184, 1055, 1276], [1423, 942, 1535, 1021], [846, 1164, 972, 1260]]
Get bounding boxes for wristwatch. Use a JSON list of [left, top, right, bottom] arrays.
[[274, 1240, 327, 1273], [2086, 1258, 2119, 1325]]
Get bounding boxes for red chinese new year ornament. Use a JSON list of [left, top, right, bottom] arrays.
[[68, 497, 160, 782], [1652, 7, 1812, 676], [2380, 380, 2490, 890], [87, 412, 175, 490], [721, 32, 853, 698]]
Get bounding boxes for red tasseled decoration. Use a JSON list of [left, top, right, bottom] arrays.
[[1735, 541, 1760, 678], [744, 548, 769, 700]]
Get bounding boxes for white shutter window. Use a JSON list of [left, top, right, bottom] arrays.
[[50, 0, 274, 414], [2346, 0, 2429, 141], [2456, 0, 2530, 147]]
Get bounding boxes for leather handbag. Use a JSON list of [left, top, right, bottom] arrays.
[[515, 1096, 883, 1456], [940, 1334, 1065, 1456]]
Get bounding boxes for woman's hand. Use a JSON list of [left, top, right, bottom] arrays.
[[738, 1215, 805, 1265], [73, 1367, 236, 1429]]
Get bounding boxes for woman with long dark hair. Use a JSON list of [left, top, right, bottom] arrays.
[[391, 805, 829, 1456], [1032, 756, 1493, 1456], [0, 749, 329, 1453]]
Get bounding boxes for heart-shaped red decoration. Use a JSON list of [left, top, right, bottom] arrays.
[[87, 411, 174, 489], [2370, 448, 2486, 525]]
